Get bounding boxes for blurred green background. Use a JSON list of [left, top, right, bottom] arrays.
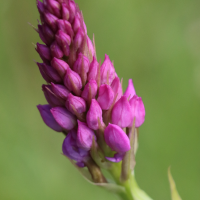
[[0, 0, 200, 199]]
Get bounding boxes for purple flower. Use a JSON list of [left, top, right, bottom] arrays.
[[111, 77, 123, 102], [37, 104, 62, 132], [97, 84, 114, 110], [65, 93, 86, 115], [51, 57, 69, 78], [104, 123, 131, 153], [88, 56, 98, 82], [111, 96, 133, 128], [81, 80, 97, 103], [77, 120, 96, 150], [62, 129, 89, 165], [129, 95, 145, 127], [50, 106, 77, 131], [100, 54, 115, 85], [42, 84, 65, 107], [86, 99, 103, 130]]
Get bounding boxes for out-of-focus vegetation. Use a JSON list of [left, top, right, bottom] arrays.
[[0, 0, 200, 199]]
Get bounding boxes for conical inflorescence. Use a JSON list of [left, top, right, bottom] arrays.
[[35, 0, 145, 183]]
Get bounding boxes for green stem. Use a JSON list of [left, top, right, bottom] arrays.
[[109, 164, 153, 200]]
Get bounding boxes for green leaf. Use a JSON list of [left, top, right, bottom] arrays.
[[168, 167, 182, 200]]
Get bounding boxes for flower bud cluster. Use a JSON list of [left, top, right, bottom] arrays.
[[35, 0, 145, 172]]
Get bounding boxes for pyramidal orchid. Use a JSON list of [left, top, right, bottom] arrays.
[[34, 1, 182, 200]]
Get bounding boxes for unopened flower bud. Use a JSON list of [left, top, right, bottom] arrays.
[[87, 56, 98, 82], [51, 57, 69, 78], [37, 0, 45, 15], [81, 80, 97, 102], [73, 53, 90, 85], [74, 28, 84, 50], [62, 129, 89, 164], [68, 0, 76, 23], [37, 104, 62, 132], [36, 43, 51, 61], [42, 24, 55, 44], [73, 14, 81, 33], [51, 83, 70, 100], [111, 96, 133, 128], [55, 30, 71, 56], [45, 0, 61, 18], [38, 25, 48, 45], [129, 95, 145, 127], [111, 77, 123, 102], [97, 84, 114, 110], [57, 19, 73, 38], [64, 68, 82, 95], [104, 123, 131, 153], [42, 84, 65, 107], [50, 106, 77, 130], [44, 12, 58, 32], [50, 40, 64, 58], [77, 120, 96, 150], [86, 99, 103, 130], [62, 3, 70, 21], [37, 62, 62, 83], [100, 54, 115, 85], [65, 93, 86, 115], [124, 79, 136, 99]]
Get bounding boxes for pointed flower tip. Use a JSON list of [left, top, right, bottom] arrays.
[[124, 79, 136, 99]]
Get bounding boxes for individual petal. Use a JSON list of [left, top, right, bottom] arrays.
[[64, 68, 82, 95], [81, 80, 97, 102], [50, 106, 77, 131], [51, 57, 69, 78], [106, 153, 125, 163], [129, 95, 145, 127], [111, 77, 123, 102], [65, 93, 86, 115], [97, 84, 114, 110], [100, 54, 115, 85], [37, 104, 62, 132], [77, 120, 96, 150], [86, 99, 103, 130], [37, 62, 62, 83], [62, 129, 89, 162], [42, 84, 65, 107], [51, 83, 70, 100], [87, 56, 98, 82], [104, 123, 131, 153], [111, 95, 133, 128], [124, 79, 136, 99]]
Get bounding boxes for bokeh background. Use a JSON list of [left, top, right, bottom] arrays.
[[0, 0, 200, 199]]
